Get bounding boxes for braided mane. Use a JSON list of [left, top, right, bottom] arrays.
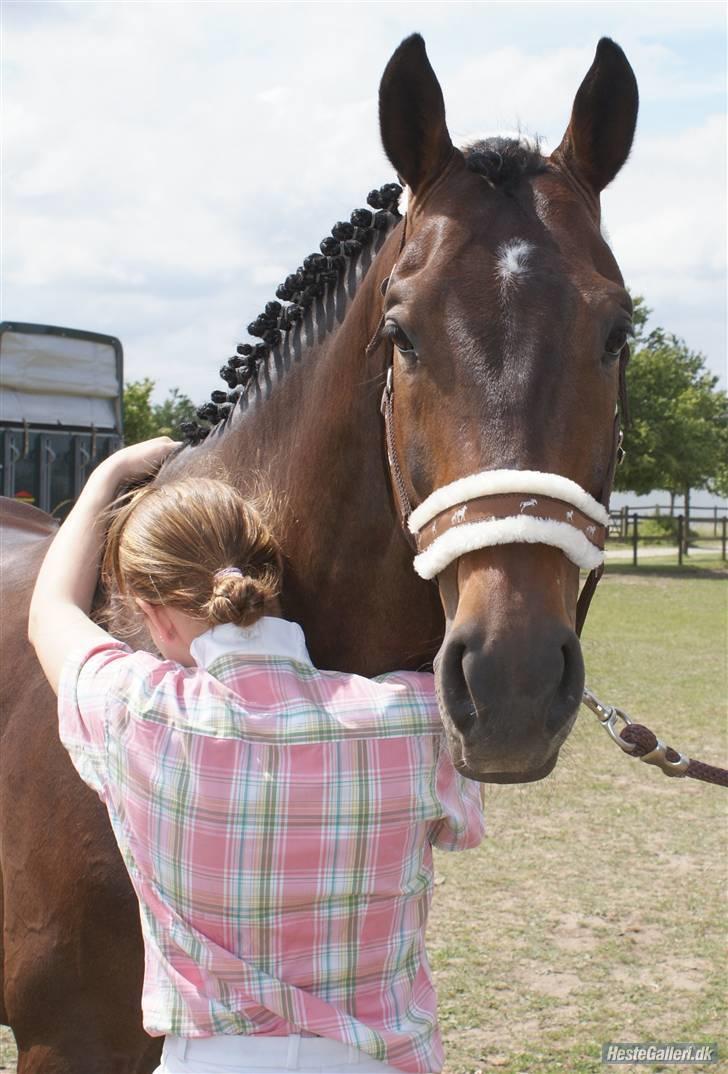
[[182, 182, 403, 444], [183, 138, 547, 445]]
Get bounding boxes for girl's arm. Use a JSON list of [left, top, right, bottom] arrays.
[[28, 437, 177, 695]]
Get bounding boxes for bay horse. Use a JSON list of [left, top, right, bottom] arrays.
[[0, 34, 638, 1074]]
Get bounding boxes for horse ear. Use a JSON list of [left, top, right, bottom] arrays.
[[553, 38, 638, 194], [379, 34, 454, 195]]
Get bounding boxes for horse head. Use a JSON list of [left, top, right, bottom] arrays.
[[377, 35, 638, 782]]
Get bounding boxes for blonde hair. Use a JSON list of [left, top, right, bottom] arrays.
[[103, 477, 282, 629]]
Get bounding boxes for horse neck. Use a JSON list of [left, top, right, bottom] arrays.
[[205, 227, 444, 675]]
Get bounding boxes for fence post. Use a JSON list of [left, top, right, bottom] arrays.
[[622, 505, 628, 540], [677, 515, 684, 566], [632, 513, 638, 567], [714, 505, 719, 538], [722, 517, 727, 562]]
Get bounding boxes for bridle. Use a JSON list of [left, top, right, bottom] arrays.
[[370, 213, 629, 637], [370, 217, 728, 790]]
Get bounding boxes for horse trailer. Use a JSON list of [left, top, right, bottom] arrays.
[[0, 321, 123, 519]]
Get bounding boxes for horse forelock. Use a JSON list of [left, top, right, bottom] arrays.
[[462, 135, 550, 189]]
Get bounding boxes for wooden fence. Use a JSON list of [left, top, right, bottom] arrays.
[[608, 512, 728, 566], [610, 504, 728, 539]]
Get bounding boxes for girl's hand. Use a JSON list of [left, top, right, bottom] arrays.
[[95, 437, 179, 486], [29, 436, 178, 694]]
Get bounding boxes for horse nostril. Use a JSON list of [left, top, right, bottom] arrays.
[[437, 632, 479, 736], [545, 631, 585, 733]]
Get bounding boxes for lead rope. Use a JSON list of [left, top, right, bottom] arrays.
[[582, 689, 728, 787]]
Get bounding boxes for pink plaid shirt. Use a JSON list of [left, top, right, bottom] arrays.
[[58, 618, 484, 1073]]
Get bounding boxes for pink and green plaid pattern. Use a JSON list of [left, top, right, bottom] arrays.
[[58, 640, 484, 1073]]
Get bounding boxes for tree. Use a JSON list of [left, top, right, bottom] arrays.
[[122, 378, 157, 445], [616, 297, 728, 520], [151, 387, 198, 438], [122, 380, 197, 444]]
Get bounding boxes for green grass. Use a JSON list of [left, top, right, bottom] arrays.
[[2, 564, 726, 1073]]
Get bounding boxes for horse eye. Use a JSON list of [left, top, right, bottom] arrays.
[[385, 322, 417, 357], [604, 325, 632, 358]]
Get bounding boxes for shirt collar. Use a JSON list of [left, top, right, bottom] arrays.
[[189, 617, 312, 670]]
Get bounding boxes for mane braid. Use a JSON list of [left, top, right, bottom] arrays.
[[180, 182, 403, 444], [462, 136, 549, 189]]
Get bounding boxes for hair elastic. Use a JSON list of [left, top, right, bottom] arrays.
[[214, 567, 243, 581]]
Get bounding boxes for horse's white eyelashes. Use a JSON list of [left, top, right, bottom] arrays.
[[496, 240, 533, 288]]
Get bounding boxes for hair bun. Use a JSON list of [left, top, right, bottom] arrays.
[[206, 571, 274, 628]]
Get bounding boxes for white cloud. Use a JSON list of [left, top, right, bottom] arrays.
[[2, 0, 725, 408], [602, 113, 726, 369], [605, 115, 726, 276]]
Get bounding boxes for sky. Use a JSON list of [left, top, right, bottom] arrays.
[[3, 0, 726, 411]]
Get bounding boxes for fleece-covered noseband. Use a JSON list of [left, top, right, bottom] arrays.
[[407, 469, 609, 580]]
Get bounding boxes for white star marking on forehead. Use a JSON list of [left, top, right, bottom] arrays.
[[496, 240, 533, 287]]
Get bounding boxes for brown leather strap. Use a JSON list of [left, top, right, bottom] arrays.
[[575, 564, 603, 636], [416, 492, 606, 553], [575, 389, 626, 636], [380, 369, 416, 548], [376, 215, 417, 546]]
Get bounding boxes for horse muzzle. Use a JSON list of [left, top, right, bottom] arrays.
[[434, 609, 585, 782]]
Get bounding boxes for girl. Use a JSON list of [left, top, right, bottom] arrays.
[[28, 438, 484, 1074]]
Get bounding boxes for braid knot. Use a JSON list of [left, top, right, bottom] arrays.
[[182, 181, 402, 445]]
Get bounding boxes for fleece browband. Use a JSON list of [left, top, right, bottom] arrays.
[[407, 470, 609, 580]]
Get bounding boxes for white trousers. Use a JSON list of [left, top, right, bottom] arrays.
[[155, 1034, 408, 1074]]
